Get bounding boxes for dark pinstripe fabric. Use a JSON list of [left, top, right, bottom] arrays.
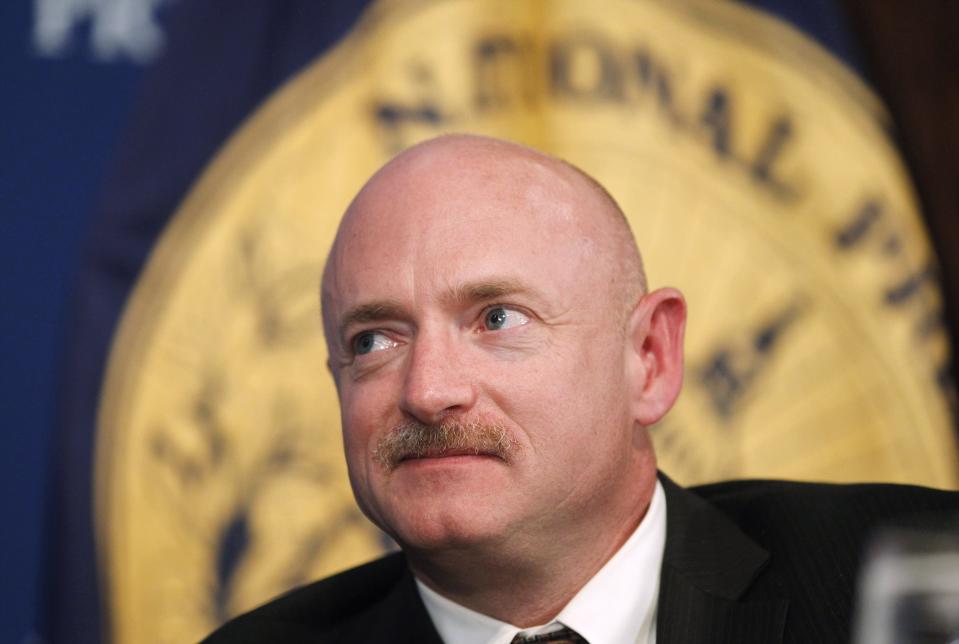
[[656, 475, 959, 644], [204, 473, 959, 643]]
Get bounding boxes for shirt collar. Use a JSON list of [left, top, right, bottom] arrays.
[[416, 480, 667, 644]]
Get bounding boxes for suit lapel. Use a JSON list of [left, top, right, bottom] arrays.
[[656, 474, 788, 644]]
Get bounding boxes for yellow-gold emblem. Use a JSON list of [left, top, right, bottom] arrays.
[[96, 0, 959, 641]]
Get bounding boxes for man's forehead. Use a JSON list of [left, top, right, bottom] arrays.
[[327, 145, 592, 281], [321, 213, 590, 338], [321, 135, 643, 329], [328, 233, 578, 308]]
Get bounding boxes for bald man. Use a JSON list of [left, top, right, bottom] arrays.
[[206, 135, 959, 644]]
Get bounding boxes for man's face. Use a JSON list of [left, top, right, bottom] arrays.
[[322, 142, 654, 554]]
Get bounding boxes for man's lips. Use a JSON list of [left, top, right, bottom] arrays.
[[399, 448, 501, 462]]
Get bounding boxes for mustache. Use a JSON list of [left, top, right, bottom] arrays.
[[373, 419, 517, 470]]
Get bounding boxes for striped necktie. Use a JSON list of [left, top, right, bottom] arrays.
[[509, 626, 588, 643]]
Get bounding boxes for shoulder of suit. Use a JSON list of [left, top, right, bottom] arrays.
[[202, 551, 408, 642], [688, 478, 959, 544], [690, 478, 958, 509]]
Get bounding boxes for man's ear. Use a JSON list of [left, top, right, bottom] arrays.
[[626, 287, 687, 426]]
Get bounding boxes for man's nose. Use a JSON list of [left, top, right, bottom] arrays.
[[399, 330, 477, 424]]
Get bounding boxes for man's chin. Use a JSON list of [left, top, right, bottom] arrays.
[[365, 456, 515, 547], [380, 495, 510, 552], [393, 517, 503, 553]]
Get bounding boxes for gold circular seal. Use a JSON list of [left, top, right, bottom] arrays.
[[96, 0, 959, 641]]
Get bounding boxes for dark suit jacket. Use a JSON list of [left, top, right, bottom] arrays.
[[203, 474, 959, 643]]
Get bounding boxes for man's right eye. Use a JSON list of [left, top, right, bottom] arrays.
[[353, 331, 396, 356]]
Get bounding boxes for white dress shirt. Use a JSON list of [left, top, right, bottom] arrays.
[[416, 480, 667, 644]]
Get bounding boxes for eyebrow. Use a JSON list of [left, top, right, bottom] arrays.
[[338, 301, 408, 336], [442, 278, 535, 308]]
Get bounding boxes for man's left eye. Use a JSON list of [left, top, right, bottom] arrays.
[[482, 307, 529, 331]]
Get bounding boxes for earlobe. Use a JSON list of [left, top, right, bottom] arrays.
[[627, 288, 687, 426]]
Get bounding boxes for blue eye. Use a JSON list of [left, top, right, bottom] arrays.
[[353, 331, 395, 355], [483, 307, 529, 331]]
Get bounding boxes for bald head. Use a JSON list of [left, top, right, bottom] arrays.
[[322, 134, 646, 345]]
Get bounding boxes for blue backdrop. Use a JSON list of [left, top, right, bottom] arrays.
[[1, 3, 143, 642]]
